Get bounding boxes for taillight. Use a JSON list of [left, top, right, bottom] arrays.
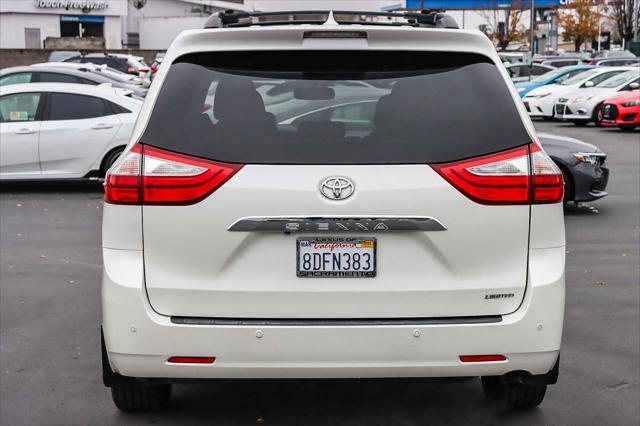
[[530, 144, 564, 203], [432, 143, 563, 205], [104, 144, 243, 205]]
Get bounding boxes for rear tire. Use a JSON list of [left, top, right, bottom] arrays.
[[481, 376, 506, 399], [111, 382, 171, 413], [505, 383, 547, 409]]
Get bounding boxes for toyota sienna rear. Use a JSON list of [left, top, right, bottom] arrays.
[[101, 10, 565, 413]]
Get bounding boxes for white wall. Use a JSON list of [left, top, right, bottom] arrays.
[[104, 16, 122, 48], [0, 13, 60, 48], [139, 16, 207, 49]]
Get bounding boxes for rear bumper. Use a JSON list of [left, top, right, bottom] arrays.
[[102, 246, 565, 380]]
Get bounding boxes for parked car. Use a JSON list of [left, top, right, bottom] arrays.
[[515, 65, 593, 97], [555, 70, 640, 126], [538, 133, 609, 204], [498, 51, 525, 64], [589, 49, 636, 61], [592, 57, 640, 66], [533, 54, 588, 64], [63, 53, 151, 79], [150, 51, 165, 78], [31, 61, 148, 87], [601, 91, 640, 130], [101, 10, 565, 413], [539, 58, 584, 68], [0, 65, 148, 97], [0, 83, 141, 180], [47, 50, 80, 62], [505, 63, 555, 82], [522, 66, 633, 119]]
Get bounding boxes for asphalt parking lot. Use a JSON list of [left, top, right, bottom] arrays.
[[0, 122, 638, 426]]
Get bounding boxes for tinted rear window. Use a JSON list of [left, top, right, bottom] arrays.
[[142, 51, 530, 164]]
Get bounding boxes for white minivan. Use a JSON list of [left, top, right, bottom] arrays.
[[101, 10, 566, 412]]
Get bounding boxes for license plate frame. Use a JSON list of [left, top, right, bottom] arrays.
[[296, 237, 377, 278]]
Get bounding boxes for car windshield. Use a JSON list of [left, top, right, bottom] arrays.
[[596, 70, 637, 88], [141, 51, 530, 165], [560, 69, 600, 85], [531, 68, 570, 83]]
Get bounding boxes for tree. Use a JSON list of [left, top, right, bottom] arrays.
[[558, 0, 608, 52], [608, 0, 637, 45], [480, 5, 528, 50]]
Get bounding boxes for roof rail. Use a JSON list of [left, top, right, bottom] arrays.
[[203, 9, 459, 30]]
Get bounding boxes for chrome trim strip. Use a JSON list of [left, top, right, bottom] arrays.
[[172, 316, 501, 326], [228, 216, 447, 233]]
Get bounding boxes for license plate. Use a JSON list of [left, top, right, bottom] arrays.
[[297, 237, 376, 278]]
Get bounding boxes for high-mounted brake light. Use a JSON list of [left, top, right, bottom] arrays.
[[104, 144, 243, 205], [431, 143, 563, 205]]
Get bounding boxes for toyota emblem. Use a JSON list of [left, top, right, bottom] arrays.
[[320, 177, 355, 200]]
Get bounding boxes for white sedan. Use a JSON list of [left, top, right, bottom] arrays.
[[0, 83, 141, 180], [522, 66, 634, 119], [555, 70, 640, 126]]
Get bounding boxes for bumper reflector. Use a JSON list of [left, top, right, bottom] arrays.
[[167, 356, 216, 364], [459, 355, 507, 362]]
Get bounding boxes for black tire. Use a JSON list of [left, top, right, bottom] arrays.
[[481, 376, 506, 399], [505, 383, 547, 409], [100, 148, 125, 178], [560, 168, 573, 206], [111, 382, 171, 413], [592, 103, 604, 127]]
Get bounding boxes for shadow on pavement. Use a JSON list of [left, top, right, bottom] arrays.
[[114, 378, 547, 425], [0, 181, 103, 194]]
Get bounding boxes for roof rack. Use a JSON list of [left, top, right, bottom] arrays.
[[203, 10, 459, 30]]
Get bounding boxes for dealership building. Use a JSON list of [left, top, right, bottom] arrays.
[[1, 0, 570, 51], [0, 0, 127, 48]]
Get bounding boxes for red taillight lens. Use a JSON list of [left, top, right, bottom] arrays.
[[530, 144, 564, 203], [167, 356, 216, 364], [459, 355, 507, 362], [104, 144, 243, 205], [431, 143, 563, 205], [104, 145, 142, 205], [127, 67, 135, 74]]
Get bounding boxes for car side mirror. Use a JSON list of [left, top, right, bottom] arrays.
[[583, 81, 595, 88], [628, 82, 639, 90]]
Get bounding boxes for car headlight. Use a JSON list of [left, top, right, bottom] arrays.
[[525, 92, 552, 99], [570, 96, 594, 103], [573, 152, 604, 165], [621, 99, 640, 107]]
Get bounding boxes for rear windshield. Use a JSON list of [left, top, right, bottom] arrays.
[[142, 51, 530, 164]]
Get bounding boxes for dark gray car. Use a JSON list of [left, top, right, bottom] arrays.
[[0, 66, 148, 97], [539, 132, 609, 204]]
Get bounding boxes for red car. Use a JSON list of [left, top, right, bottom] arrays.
[[601, 91, 640, 130]]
